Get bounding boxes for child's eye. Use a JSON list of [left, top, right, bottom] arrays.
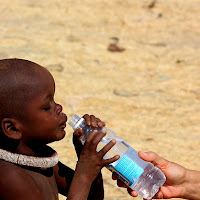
[[43, 106, 51, 111]]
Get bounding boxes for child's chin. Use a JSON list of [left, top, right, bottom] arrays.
[[46, 131, 66, 144], [57, 130, 66, 141]]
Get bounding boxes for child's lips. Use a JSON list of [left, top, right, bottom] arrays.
[[60, 123, 66, 129], [60, 112, 67, 128], [60, 120, 66, 129]]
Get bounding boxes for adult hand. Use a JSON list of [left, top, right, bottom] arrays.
[[113, 151, 187, 199]]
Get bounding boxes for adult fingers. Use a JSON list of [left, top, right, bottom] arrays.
[[127, 188, 138, 197], [138, 151, 168, 169]]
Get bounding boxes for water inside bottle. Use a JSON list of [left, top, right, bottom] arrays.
[[99, 139, 128, 159], [131, 163, 166, 199]]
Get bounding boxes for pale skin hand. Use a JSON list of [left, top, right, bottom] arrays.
[[113, 151, 200, 200]]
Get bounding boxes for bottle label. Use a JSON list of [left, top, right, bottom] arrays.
[[107, 154, 144, 186]]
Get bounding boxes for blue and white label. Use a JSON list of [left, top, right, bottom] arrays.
[[107, 154, 144, 186]]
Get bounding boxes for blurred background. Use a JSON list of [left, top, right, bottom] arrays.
[[0, 0, 199, 199]]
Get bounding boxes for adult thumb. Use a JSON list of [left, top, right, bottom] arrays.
[[138, 151, 166, 167]]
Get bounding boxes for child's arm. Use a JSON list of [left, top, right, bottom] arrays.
[[53, 162, 75, 196], [54, 161, 104, 199], [54, 162, 104, 199], [72, 114, 107, 199]]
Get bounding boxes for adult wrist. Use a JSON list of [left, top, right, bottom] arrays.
[[182, 169, 200, 199]]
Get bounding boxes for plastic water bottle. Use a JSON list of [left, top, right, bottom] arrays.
[[68, 114, 166, 199]]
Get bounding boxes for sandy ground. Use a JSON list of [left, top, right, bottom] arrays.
[[0, 0, 200, 199]]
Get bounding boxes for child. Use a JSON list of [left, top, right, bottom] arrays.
[[0, 58, 119, 200]]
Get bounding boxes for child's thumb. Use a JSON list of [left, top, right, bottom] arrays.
[[73, 129, 83, 137]]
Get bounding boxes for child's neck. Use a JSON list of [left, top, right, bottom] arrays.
[[15, 142, 52, 157], [15, 142, 36, 156]]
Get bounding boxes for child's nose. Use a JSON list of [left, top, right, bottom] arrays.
[[56, 103, 63, 114]]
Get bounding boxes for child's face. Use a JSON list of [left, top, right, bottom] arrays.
[[20, 67, 67, 144]]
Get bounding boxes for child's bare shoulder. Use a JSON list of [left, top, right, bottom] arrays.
[[0, 160, 43, 200], [0, 160, 33, 181]]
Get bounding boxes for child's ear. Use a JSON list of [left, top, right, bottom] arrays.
[[1, 118, 22, 140]]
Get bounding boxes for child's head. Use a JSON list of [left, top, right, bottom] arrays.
[[0, 58, 67, 151]]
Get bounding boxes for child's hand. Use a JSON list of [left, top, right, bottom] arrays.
[[75, 130, 119, 183], [73, 114, 106, 157], [68, 130, 119, 199], [73, 114, 106, 143]]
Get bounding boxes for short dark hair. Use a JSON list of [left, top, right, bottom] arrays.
[[0, 58, 45, 150]]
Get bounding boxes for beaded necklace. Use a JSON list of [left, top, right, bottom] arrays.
[[0, 148, 59, 168]]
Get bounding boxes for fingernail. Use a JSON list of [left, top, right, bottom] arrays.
[[92, 122, 96, 126], [98, 122, 102, 126], [112, 139, 116, 143], [140, 151, 147, 156]]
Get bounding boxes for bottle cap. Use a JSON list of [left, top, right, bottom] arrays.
[[68, 114, 84, 130]]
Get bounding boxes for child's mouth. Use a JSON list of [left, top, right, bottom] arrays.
[[60, 123, 66, 129], [59, 112, 67, 129]]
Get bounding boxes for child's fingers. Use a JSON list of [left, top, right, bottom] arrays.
[[82, 114, 106, 127], [89, 115, 100, 127], [112, 173, 129, 189], [92, 116, 106, 127], [85, 130, 106, 149], [82, 114, 96, 126], [116, 179, 129, 188], [112, 173, 118, 180], [96, 117, 105, 128], [82, 114, 91, 125], [73, 128, 83, 138], [103, 155, 120, 166], [99, 139, 116, 158], [83, 114, 97, 127]]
